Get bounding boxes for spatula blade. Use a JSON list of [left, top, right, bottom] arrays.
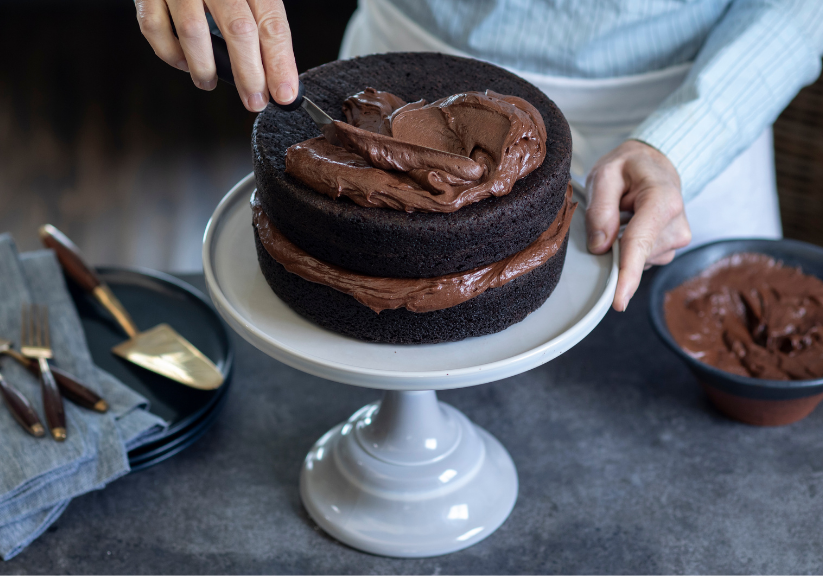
[[111, 324, 224, 390]]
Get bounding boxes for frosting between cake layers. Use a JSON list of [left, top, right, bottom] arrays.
[[285, 88, 547, 213], [252, 183, 576, 313], [665, 253, 823, 380]]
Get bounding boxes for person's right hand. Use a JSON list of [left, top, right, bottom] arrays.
[[135, 0, 299, 112]]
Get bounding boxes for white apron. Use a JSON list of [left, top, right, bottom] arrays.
[[339, 0, 783, 248]]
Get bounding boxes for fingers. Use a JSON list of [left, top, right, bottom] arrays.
[[585, 162, 625, 254], [613, 194, 681, 311], [646, 211, 691, 265], [137, 0, 296, 110], [248, 0, 299, 105], [584, 141, 688, 312], [646, 250, 676, 267], [207, 0, 270, 111], [168, 0, 217, 90], [136, 0, 188, 71]]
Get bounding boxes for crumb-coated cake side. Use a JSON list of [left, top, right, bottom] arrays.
[[253, 52, 572, 279], [254, 227, 569, 344]]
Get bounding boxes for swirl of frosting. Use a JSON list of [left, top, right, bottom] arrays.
[[285, 88, 547, 213]]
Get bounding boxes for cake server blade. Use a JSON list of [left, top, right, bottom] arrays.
[[38, 225, 224, 391], [110, 323, 223, 390]]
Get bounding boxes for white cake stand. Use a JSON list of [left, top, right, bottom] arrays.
[[203, 173, 617, 558]]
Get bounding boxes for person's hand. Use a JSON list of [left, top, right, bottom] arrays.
[[135, 0, 299, 112], [585, 140, 691, 312]]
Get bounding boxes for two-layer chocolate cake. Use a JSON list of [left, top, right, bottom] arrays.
[[251, 53, 573, 344]]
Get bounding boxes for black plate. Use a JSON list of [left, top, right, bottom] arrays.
[[67, 267, 234, 467], [127, 384, 230, 472]]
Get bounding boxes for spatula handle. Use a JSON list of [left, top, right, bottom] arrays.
[[0, 375, 45, 437], [39, 224, 140, 338]]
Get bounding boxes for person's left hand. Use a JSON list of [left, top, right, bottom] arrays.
[[585, 140, 692, 312]]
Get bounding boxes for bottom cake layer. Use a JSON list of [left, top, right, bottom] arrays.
[[253, 227, 570, 344]]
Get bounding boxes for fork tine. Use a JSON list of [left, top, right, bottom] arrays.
[[20, 304, 27, 347], [31, 304, 43, 348], [30, 303, 36, 347], [38, 304, 45, 347], [42, 305, 50, 350], [30, 304, 36, 347], [33, 304, 40, 347]]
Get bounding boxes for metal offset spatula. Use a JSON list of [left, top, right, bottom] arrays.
[[39, 225, 224, 391]]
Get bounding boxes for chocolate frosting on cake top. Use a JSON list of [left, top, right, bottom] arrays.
[[284, 88, 547, 213]]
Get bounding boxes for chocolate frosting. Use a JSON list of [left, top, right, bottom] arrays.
[[252, 183, 576, 313], [285, 88, 547, 213], [665, 253, 823, 380]]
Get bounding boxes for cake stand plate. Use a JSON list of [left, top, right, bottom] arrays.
[[203, 173, 617, 557]]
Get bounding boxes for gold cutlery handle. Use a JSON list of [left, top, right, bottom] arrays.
[[92, 285, 139, 338], [39, 224, 139, 338], [38, 358, 66, 442], [0, 375, 45, 437]]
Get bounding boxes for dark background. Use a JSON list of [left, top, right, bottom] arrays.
[[0, 0, 820, 271], [0, 0, 357, 271]]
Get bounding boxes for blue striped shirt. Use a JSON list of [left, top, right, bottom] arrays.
[[387, 0, 823, 200]]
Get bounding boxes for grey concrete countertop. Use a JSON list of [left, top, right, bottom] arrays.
[[4, 272, 823, 574]]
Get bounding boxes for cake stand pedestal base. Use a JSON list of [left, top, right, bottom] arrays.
[[300, 390, 518, 558]]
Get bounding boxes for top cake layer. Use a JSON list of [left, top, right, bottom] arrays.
[[252, 53, 572, 278], [285, 88, 547, 213]]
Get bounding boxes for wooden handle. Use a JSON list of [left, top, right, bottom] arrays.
[[26, 360, 108, 413], [38, 359, 66, 441], [0, 376, 45, 437], [39, 224, 139, 337], [39, 224, 101, 293]]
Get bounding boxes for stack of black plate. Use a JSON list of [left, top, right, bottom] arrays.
[[68, 268, 233, 472]]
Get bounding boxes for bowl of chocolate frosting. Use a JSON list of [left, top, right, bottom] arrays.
[[649, 238, 823, 426]]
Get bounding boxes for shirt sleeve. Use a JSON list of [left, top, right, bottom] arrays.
[[629, 0, 823, 202]]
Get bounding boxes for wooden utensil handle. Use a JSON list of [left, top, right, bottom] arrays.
[[39, 358, 66, 441], [0, 376, 45, 437], [39, 224, 100, 292], [25, 360, 108, 412], [38, 224, 139, 337]]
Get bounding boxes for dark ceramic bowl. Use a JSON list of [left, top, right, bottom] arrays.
[[649, 238, 823, 426]]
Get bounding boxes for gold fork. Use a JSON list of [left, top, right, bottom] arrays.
[[20, 304, 66, 441]]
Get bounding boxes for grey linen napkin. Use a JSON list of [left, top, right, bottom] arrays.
[[0, 235, 168, 560]]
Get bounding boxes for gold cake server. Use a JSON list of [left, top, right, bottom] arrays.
[[39, 225, 224, 391]]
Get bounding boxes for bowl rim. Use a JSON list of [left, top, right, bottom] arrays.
[[648, 237, 823, 391]]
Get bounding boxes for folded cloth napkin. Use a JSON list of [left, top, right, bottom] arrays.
[[0, 234, 168, 560]]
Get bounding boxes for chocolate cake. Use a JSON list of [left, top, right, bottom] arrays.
[[251, 53, 574, 344]]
